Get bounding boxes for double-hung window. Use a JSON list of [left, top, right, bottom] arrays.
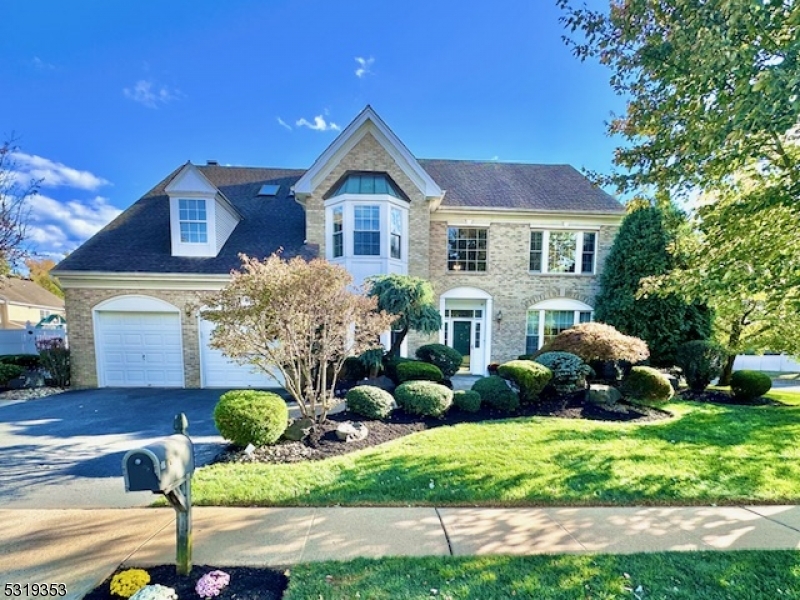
[[178, 199, 208, 243], [530, 230, 597, 274], [448, 227, 487, 272], [353, 205, 381, 256], [332, 206, 344, 258]]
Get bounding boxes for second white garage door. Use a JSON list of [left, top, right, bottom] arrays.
[[95, 311, 185, 387], [199, 319, 282, 388]]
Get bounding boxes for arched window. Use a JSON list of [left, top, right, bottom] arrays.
[[525, 299, 593, 354]]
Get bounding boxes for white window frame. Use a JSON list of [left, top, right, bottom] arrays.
[[524, 298, 594, 353], [178, 198, 208, 244], [324, 195, 409, 264], [529, 229, 597, 275]]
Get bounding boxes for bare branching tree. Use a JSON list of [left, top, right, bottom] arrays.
[[0, 137, 39, 271]]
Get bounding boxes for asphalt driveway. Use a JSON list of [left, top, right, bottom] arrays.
[[0, 388, 230, 509]]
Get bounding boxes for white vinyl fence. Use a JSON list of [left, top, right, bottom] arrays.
[[733, 354, 800, 373], [0, 326, 67, 356]]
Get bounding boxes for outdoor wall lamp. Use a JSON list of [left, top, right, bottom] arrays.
[[495, 310, 503, 322]]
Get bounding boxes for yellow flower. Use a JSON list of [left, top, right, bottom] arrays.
[[110, 569, 151, 598]]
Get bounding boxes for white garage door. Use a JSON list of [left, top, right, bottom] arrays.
[[199, 319, 282, 388], [96, 312, 184, 387]]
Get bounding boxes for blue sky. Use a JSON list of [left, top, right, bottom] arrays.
[[1, 0, 621, 261]]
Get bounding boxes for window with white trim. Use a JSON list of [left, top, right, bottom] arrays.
[[178, 199, 208, 243], [530, 230, 597, 274], [353, 205, 381, 256], [390, 207, 402, 259], [448, 227, 487, 272], [525, 302, 594, 353], [332, 206, 344, 258]]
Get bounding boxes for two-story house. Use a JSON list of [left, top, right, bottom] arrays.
[[55, 106, 624, 388]]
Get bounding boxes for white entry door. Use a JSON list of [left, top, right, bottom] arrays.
[[95, 311, 184, 387], [199, 319, 282, 388]]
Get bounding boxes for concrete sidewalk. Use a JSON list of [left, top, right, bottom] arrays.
[[4, 505, 800, 599]]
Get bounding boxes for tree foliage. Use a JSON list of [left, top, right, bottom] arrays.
[[366, 274, 441, 356], [25, 257, 64, 298], [201, 254, 393, 423], [0, 138, 38, 269], [558, 0, 800, 199], [537, 322, 650, 364], [595, 203, 711, 366]]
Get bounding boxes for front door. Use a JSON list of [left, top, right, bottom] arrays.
[[452, 320, 472, 368]]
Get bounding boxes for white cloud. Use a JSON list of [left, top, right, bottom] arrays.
[[31, 56, 55, 70], [277, 117, 292, 131], [27, 194, 122, 254], [355, 56, 374, 78], [11, 152, 109, 191], [296, 115, 341, 132], [123, 79, 181, 108]]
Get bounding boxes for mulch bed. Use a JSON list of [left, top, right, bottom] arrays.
[[83, 565, 287, 600], [219, 391, 672, 466], [678, 388, 781, 406]]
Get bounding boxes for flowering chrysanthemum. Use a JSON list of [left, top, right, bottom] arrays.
[[110, 569, 150, 598], [196, 570, 231, 599], [129, 584, 178, 600]]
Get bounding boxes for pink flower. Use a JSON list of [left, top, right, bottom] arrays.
[[195, 570, 230, 599]]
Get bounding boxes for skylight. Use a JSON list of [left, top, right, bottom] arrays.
[[258, 184, 281, 196]]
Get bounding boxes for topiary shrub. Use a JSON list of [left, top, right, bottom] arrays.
[[346, 385, 395, 419], [213, 390, 289, 447], [675, 340, 727, 392], [621, 366, 675, 402], [497, 360, 552, 403], [0, 363, 23, 386], [394, 381, 453, 417], [533, 352, 590, 394], [471, 375, 520, 412], [730, 370, 772, 402], [383, 355, 416, 384], [453, 390, 482, 413], [396, 360, 444, 383], [415, 344, 463, 379]]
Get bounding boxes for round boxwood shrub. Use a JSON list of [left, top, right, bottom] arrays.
[[730, 370, 772, 402], [213, 390, 289, 447], [533, 351, 590, 394], [471, 375, 520, 412], [0, 363, 23, 386], [383, 355, 416, 384], [394, 381, 453, 418], [415, 344, 463, 379], [497, 360, 552, 403], [621, 366, 675, 402], [453, 389, 482, 413], [346, 385, 395, 419], [396, 360, 444, 383], [676, 340, 727, 392]]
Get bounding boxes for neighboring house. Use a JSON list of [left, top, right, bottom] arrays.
[[54, 106, 624, 388], [0, 277, 66, 330]]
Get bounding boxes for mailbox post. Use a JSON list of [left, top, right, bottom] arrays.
[[122, 413, 194, 576]]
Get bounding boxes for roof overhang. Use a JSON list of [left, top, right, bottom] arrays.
[[54, 270, 233, 291]]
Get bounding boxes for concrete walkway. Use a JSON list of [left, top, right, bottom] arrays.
[[5, 505, 800, 599]]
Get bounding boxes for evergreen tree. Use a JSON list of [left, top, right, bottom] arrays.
[[595, 204, 710, 367]]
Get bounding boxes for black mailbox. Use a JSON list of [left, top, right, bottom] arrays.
[[122, 434, 195, 493]]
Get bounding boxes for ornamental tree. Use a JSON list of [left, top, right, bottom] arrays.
[[595, 202, 711, 366], [366, 274, 442, 356], [0, 138, 39, 269], [201, 254, 392, 423]]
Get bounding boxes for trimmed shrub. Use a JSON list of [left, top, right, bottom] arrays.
[[383, 355, 415, 384], [621, 366, 675, 402], [472, 375, 520, 412], [415, 344, 463, 379], [537, 322, 650, 365], [0, 354, 41, 369], [453, 390, 482, 413], [533, 352, 590, 394], [340, 356, 367, 381], [357, 348, 385, 378], [346, 385, 395, 419], [0, 363, 23, 385], [676, 340, 727, 392], [213, 390, 288, 447], [497, 360, 552, 403], [730, 370, 772, 402], [396, 360, 444, 383], [394, 381, 453, 417]]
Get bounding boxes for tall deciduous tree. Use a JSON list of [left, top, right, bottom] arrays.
[[25, 257, 64, 298], [366, 274, 442, 356], [201, 254, 392, 423], [595, 202, 711, 366], [558, 0, 800, 199], [0, 138, 39, 269]]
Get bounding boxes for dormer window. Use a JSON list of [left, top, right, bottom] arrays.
[[178, 199, 208, 243]]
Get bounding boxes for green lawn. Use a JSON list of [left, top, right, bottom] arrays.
[[192, 390, 800, 506], [283, 552, 800, 599]]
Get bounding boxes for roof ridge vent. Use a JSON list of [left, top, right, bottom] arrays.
[[206, 160, 219, 165]]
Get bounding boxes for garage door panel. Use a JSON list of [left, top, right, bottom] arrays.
[[199, 319, 282, 388]]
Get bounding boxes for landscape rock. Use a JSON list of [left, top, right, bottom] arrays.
[[336, 421, 369, 442], [283, 417, 314, 441], [587, 384, 622, 406]]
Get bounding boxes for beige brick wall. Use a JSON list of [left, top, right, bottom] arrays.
[[65, 288, 210, 388], [422, 222, 619, 364]]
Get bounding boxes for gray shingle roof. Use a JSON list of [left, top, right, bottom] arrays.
[[418, 160, 623, 212], [56, 159, 622, 276], [0, 278, 65, 309], [56, 165, 312, 275]]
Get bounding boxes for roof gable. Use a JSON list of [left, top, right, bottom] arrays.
[[293, 106, 443, 199], [164, 162, 218, 195]]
